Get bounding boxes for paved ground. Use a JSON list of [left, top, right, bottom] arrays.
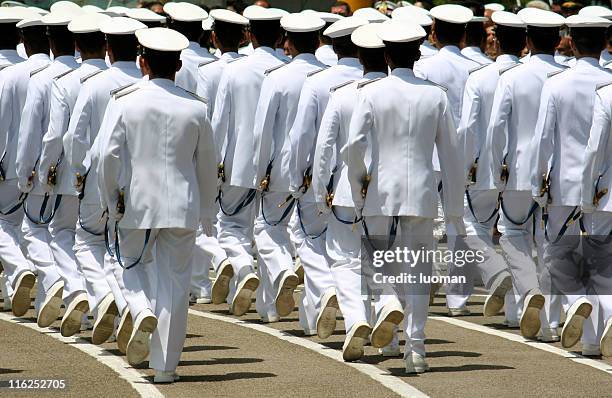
[[1, 286, 611, 397]]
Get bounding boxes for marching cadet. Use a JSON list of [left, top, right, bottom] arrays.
[[16, 10, 80, 329], [66, 16, 147, 346], [38, 13, 109, 338], [462, 15, 493, 65], [413, 4, 479, 317], [346, 20, 464, 374], [0, 7, 25, 66], [125, 7, 166, 28], [100, 27, 216, 383], [286, 15, 366, 338], [458, 11, 524, 328], [486, 8, 566, 339], [0, 7, 44, 316], [314, 11, 343, 66], [252, 12, 327, 322], [391, 6, 438, 60], [211, 5, 286, 316], [311, 22, 388, 360], [531, 14, 612, 355], [582, 65, 612, 359], [577, 6, 612, 66]]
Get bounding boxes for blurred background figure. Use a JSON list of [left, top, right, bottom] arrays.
[[374, 1, 397, 16], [331, 1, 351, 16], [254, 0, 270, 8], [141, 1, 164, 15]]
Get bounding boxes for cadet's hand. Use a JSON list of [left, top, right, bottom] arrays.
[[533, 194, 548, 208], [201, 218, 214, 237], [317, 202, 331, 216], [17, 179, 32, 193]]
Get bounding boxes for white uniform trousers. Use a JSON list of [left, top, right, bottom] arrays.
[[534, 207, 562, 330], [253, 191, 295, 319], [48, 195, 87, 306], [497, 190, 540, 297], [365, 216, 434, 358], [293, 200, 336, 329], [326, 206, 368, 333], [0, 181, 36, 293], [189, 227, 216, 298], [75, 203, 127, 314], [21, 194, 62, 295], [117, 227, 195, 372]]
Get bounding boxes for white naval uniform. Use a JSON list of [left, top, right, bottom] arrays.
[[38, 58, 108, 307], [420, 40, 438, 60], [16, 44, 27, 60], [0, 52, 41, 302], [487, 54, 566, 302], [0, 49, 23, 66], [315, 44, 337, 66], [175, 41, 216, 92], [461, 46, 493, 65], [531, 57, 612, 345], [211, 47, 286, 288], [346, 68, 464, 358], [101, 78, 216, 372], [238, 42, 254, 56], [414, 45, 479, 310], [582, 83, 612, 342], [599, 48, 612, 67], [312, 71, 387, 333], [16, 55, 78, 300], [286, 57, 363, 330], [458, 54, 519, 311], [66, 61, 142, 316], [252, 52, 326, 320]]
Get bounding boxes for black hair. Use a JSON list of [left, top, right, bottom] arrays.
[[213, 20, 244, 49], [526, 26, 561, 53], [332, 1, 351, 16], [570, 27, 607, 55], [384, 40, 422, 68], [433, 19, 465, 46], [0, 23, 19, 49], [106, 34, 138, 62], [320, 22, 333, 45], [47, 25, 74, 56], [226, 0, 247, 14], [495, 25, 526, 55], [250, 20, 282, 49], [286, 30, 320, 54], [20, 26, 50, 55], [358, 47, 387, 71], [75, 32, 105, 55], [606, 26, 612, 45], [169, 20, 202, 42], [199, 30, 212, 48], [331, 34, 358, 58], [143, 21, 165, 28], [142, 47, 180, 79], [465, 21, 486, 48]]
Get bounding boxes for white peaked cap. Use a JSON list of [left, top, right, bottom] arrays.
[[318, 11, 344, 23], [520, 8, 565, 27], [28, 7, 49, 15], [324, 15, 368, 38], [41, 10, 82, 26], [485, 3, 505, 11], [101, 17, 147, 35], [565, 14, 612, 28], [392, 7, 433, 26], [105, 6, 129, 16], [50, 1, 81, 14], [491, 11, 526, 28], [209, 9, 248, 25], [83, 5, 103, 13], [430, 4, 473, 24], [392, 5, 430, 19], [16, 15, 44, 28], [0, 6, 38, 23], [353, 7, 390, 23], [164, 2, 208, 22], [136, 27, 189, 51], [280, 13, 325, 33], [244, 5, 284, 21], [201, 17, 213, 31], [578, 5, 612, 20], [126, 8, 166, 23], [351, 23, 384, 48], [377, 19, 426, 42], [68, 12, 111, 33]]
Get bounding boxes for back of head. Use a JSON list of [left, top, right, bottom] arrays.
[[250, 19, 282, 48], [107, 34, 138, 62], [48, 25, 75, 56], [527, 26, 561, 53], [143, 48, 181, 79], [170, 21, 202, 42], [495, 25, 527, 56], [75, 32, 106, 56], [0, 22, 19, 50], [358, 46, 387, 71], [384, 40, 422, 68], [570, 26, 607, 56], [287, 30, 320, 54], [21, 25, 50, 55], [214, 20, 244, 49], [434, 20, 466, 46]]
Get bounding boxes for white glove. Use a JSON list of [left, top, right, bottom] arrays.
[[17, 179, 32, 193], [533, 194, 548, 208], [201, 218, 214, 237]]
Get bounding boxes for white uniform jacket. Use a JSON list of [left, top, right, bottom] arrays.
[[420, 41, 438, 60], [315, 44, 337, 67], [176, 41, 216, 92], [196, 51, 241, 118], [346, 68, 464, 218], [0, 49, 23, 66], [461, 46, 493, 66]]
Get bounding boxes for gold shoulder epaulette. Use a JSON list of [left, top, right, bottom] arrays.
[[547, 68, 568, 78], [424, 79, 448, 92], [53, 68, 75, 81], [357, 77, 383, 89], [469, 64, 488, 74], [499, 63, 519, 75], [30, 64, 49, 77], [307, 67, 327, 78], [604, 59, 612, 68], [80, 69, 103, 84], [597, 81, 612, 91], [0, 64, 12, 72], [226, 56, 246, 64], [114, 86, 139, 99], [186, 90, 208, 104], [264, 63, 286, 75], [198, 59, 217, 68], [110, 82, 136, 96], [330, 80, 355, 93]]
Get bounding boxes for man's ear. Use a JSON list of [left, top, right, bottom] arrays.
[[139, 56, 148, 76]]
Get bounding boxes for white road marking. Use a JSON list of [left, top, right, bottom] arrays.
[[188, 309, 429, 398], [430, 316, 612, 376], [0, 313, 163, 398]]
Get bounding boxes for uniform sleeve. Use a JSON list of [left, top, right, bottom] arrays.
[[16, 79, 44, 191], [96, 99, 121, 211], [0, 79, 12, 157], [210, 71, 231, 165], [436, 92, 464, 218], [252, 76, 280, 187], [458, 75, 481, 180], [69, 85, 93, 178], [346, 93, 372, 211], [195, 110, 218, 221], [196, 66, 213, 119], [530, 83, 556, 199], [286, 80, 318, 192], [312, 94, 341, 207], [486, 77, 512, 189], [582, 93, 611, 212], [101, 108, 126, 217], [38, 81, 69, 186]]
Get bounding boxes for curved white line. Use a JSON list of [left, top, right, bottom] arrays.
[[188, 308, 429, 398], [0, 313, 163, 398]]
